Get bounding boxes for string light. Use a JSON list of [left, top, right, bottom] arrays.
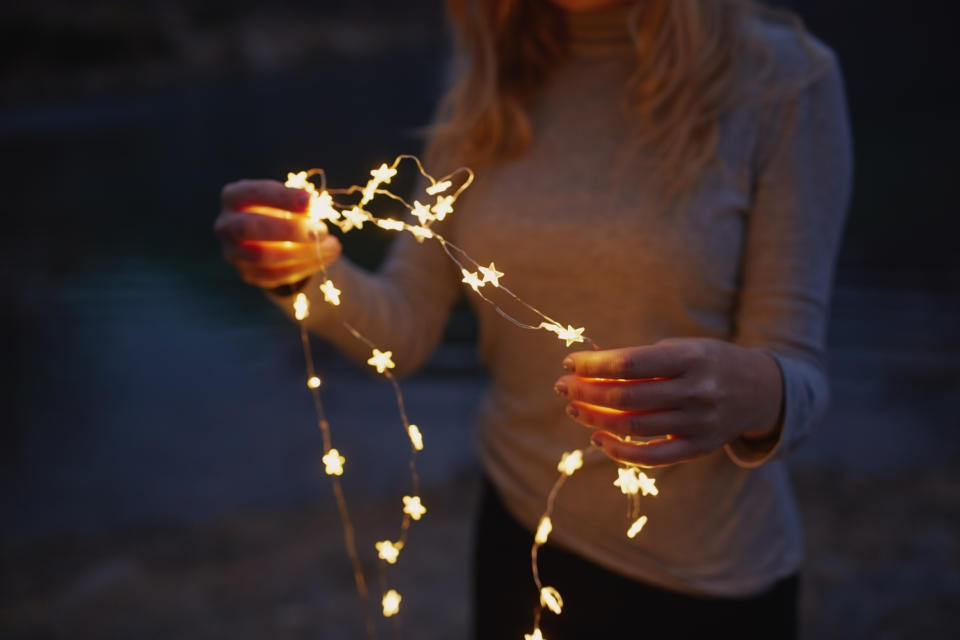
[[381, 589, 402, 617], [274, 156, 662, 639]]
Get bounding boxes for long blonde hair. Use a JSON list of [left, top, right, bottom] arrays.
[[427, 0, 816, 201]]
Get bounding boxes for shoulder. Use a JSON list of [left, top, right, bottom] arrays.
[[744, 11, 841, 100]]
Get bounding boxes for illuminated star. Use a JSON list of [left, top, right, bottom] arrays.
[[367, 349, 395, 374], [525, 629, 545, 640], [425, 179, 451, 195], [377, 218, 405, 231], [411, 200, 434, 225], [557, 450, 583, 476], [307, 376, 322, 389], [432, 195, 454, 220], [375, 540, 403, 564], [627, 515, 648, 539], [402, 495, 426, 521], [319, 279, 341, 306], [341, 206, 368, 231], [539, 586, 563, 615], [293, 293, 309, 321], [381, 589, 402, 617], [407, 225, 434, 243], [614, 467, 642, 495], [535, 516, 553, 545], [285, 171, 311, 190], [407, 424, 424, 451], [636, 471, 658, 497], [461, 269, 484, 293], [478, 262, 505, 287], [370, 162, 397, 184], [555, 324, 585, 347], [322, 448, 345, 476]]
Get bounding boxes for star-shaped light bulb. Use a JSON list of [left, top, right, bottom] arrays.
[[627, 515, 648, 539], [411, 200, 433, 225], [432, 195, 454, 220], [341, 206, 368, 231], [293, 293, 309, 321], [555, 324, 585, 347], [375, 540, 403, 564], [614, 467, 642, 495], [461, 269, 484, 293], [402, 495, 426, 521], [367, 349, 395, 374], [377, 218, 405, 231], [408, 225, 433, 243], [322, 448, 345, 476], [636, 471, 658, 497], [307, 376, 322, 389], [408, 424, 424, 451], [425, 179, 451, 195], [478, 262, 504, 287], [557, 450, 583, 476], [525, 628, 545, 640], [539, 586, 563, 615], [381, 589, 402, 617], [370, 163, 397, 184], [319, 279, 341, 306], [535, 516, 553, 545]]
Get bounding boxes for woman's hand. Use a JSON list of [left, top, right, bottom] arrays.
[[554, 338, 784, 467], [215, 179, 342, 288]]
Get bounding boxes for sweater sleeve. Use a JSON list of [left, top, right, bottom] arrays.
[[268, 218, 462, 378], [724, 49, 853, 468]]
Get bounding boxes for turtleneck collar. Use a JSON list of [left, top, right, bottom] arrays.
[[564, 3, 637, 58]]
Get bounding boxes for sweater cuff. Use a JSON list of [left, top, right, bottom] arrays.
[[724, 350, 793, 469]]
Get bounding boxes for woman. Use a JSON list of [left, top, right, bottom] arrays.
[[216, 0, 852, 637]]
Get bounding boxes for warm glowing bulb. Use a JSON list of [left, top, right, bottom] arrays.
[[341, 205, 368, 231], [322, 448, 345, 476], [478, 262, 505, 287], [376, 218, 405, 231], [408, 225, 434, 243], [461, 269, 484, 293], [539, 586, 563, 615], [411, 200, 433, 225], [627, 515, 648, 539], [307, 376, 322, 389], [557, 450, 583, 476], [556, 324, 585, 347], [614, 467, 642, 495], [431, 195, 454, 220], [293, 293, 309, 321], [367, 349, 395, 374], [375, 540, 403, 564], [535, 516, 553, 545], [319, 279, 342, 306], [382, 589, 402, 617], [425, 179, 451, 195], [636, 471, 658, 497], [402, 495, 426, 521], [408, 424, 424, 451], [525, 628, 545, 640], [370, 163, 397, 184]]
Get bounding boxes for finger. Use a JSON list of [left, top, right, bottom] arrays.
[[591, 432, 702, 467], [224, 240, 323, 267], [565, 401, 690, 438], [215, 211, 321, 243], [235, 260, 323, 289], [221, 179, 311, 213], [555, 375, 682, 412], [564, 343, 693, 380]]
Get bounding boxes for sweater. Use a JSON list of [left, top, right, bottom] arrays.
[[277, 6, 852, 597]]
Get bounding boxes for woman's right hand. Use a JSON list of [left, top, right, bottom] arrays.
[[215, 179, 342, 288]]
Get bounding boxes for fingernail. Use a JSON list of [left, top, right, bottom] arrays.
[[590, 435, 603, 448], [562, 357, 574, 372], [297, 192, 310, 208], [554, 381, 567, 397], [565, 404, 578, 419]]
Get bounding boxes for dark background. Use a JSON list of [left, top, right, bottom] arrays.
[[2, 1, 958, 638]]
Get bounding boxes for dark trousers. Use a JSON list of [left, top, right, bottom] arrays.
[[472, 479, 799, 639]]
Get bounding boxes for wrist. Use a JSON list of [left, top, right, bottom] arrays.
[[739, 348, 785, 442]]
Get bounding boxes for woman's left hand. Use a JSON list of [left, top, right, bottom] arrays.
[[554, 338, 784, 467]]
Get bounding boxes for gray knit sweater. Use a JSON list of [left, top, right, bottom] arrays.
[[277, 7, 852, 596]]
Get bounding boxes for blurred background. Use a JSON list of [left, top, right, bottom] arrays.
[[1, 0, 957, 638]]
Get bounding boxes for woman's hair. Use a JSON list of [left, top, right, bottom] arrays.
[[426, 0, 818, 202]]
